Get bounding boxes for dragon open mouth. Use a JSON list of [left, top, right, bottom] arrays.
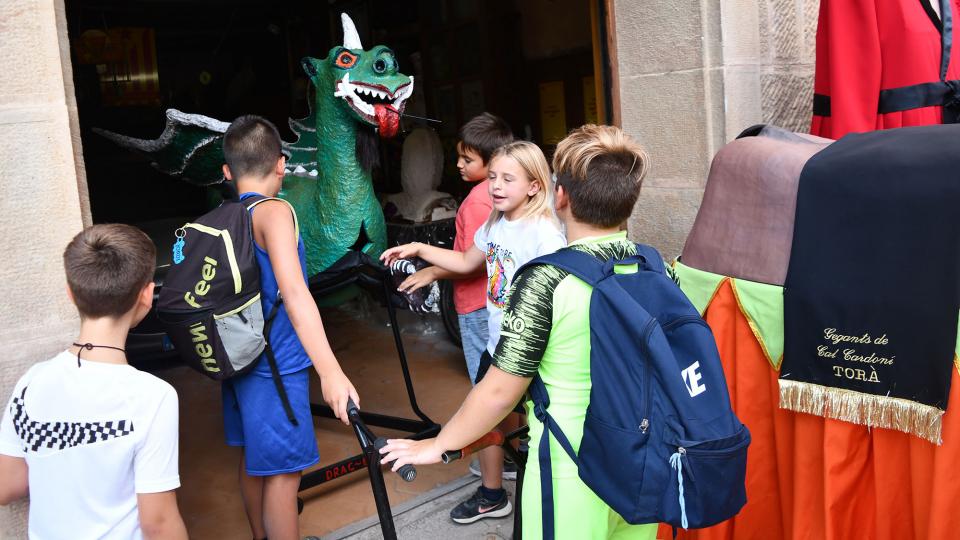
[[334, 73, 413, 138]]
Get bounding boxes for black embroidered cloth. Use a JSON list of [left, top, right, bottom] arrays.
[[780, 124, 960, 443]]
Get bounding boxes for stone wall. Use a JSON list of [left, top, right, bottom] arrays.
[[618, 0, 819, 259], [0, 0, 86, 535]]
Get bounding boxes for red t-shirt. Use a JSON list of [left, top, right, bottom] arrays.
[[453, 180, 492, 314]]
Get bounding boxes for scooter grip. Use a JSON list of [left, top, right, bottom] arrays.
[[374, 437, 417, 482], [346, 398, 360, 419]]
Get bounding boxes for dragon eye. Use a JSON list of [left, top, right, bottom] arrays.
[[335, 51, 357, 69], [373, 59, 387, 74]]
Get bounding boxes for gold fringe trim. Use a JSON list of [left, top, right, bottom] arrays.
[[779, 380, 944, 445]]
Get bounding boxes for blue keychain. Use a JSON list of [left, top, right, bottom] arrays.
[[172, 228, 186, 264]]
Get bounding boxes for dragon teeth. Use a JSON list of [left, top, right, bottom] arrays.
[[355, 86, 389, 100]]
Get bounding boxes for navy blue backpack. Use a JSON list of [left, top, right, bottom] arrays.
[[522, 244, 749, 537]]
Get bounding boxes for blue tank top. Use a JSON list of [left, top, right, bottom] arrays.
[[241, 192, 312, 377]]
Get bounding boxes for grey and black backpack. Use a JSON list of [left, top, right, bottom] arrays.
[[157, 194, 298, 424]]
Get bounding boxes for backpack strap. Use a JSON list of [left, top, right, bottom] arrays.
[[242, 194, 301, 426], [634, 243, 665, 273], [261, 293, 298, 426], [244, 196, 301, 240], [517, 244, 663, 287], [518, 248, 606, 286], [518, 249, 604, 539], [529, 375, 581, 540]]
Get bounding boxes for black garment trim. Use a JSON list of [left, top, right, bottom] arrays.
[[878, 80, 960, 112], [939, 0, 953, 82], [920, 0, 943, 34], [812, 94, 831, 117], [814, 79, 960, 123]]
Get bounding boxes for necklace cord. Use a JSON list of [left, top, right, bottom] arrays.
[[72, 342, 126, 367]]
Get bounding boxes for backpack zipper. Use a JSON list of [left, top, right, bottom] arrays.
[[183, 223, 243, 294], [639, 318, 658, 434]]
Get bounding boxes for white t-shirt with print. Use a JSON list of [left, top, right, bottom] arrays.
[[0, 351, 180, 540], [475, 215, 566, 354]]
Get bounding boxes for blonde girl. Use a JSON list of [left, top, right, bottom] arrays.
[[380, 140, 565, 521]]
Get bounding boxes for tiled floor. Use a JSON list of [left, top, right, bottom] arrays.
[[154, 300, 474, 539]]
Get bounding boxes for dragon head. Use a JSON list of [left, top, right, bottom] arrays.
[[301, 13, 413, 139]]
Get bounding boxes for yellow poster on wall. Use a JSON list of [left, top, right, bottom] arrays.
[[76, 28, 161, 107], [583, 76, 598, 125], [539, 81, 567, 145]]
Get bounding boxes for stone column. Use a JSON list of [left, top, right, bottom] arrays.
[[0, 0, 86, 535], [616, 0, 819, 259]]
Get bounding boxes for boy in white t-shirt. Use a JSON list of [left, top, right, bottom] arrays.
[[0, 224, 187, 540]]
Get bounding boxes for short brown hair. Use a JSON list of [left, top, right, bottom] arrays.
[[63, 224, 156, 318], [552, 124, 649, 228], [458, 112, 514, 164], [223, 115, 283, 179]]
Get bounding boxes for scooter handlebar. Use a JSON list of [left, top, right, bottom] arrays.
[[347, 398, 360, 419], [347, 398, 416, 482], [441, 430, 505, 464]]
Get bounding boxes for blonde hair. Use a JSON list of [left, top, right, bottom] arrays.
[[483, 141, 558, 230], [552, 125, 649, 228]]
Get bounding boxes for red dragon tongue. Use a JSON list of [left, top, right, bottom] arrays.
[[375, 104, 400, 138]]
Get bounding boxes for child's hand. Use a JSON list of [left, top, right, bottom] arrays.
[[380, 243, 420, 266], [378, 437, 444, 470], [319, 368, 360, 426], [399, 267, 436, 293]]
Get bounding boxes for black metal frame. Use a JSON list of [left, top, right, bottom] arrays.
[[343, 400, 407, 540], [298, 251, 440, 493]]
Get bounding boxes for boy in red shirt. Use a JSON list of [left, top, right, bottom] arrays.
[[397, 112, 515, 523]]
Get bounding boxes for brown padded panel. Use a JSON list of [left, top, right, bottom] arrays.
[[681, 127, 832, 286]]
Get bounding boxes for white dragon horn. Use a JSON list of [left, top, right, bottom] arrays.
[[341, 13, 363, 50]]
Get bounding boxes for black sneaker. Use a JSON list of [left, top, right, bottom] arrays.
[[449, 487, 513, 524], [468, 458, 519, 481]]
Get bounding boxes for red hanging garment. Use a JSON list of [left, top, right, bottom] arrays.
[[811, 0, 960, 138]]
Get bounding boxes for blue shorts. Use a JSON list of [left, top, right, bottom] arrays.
[[458, 308, 489, 385], [222, 368, 320, 476]]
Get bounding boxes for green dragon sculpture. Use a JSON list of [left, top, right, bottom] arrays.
[[96, 14, 412, 276]]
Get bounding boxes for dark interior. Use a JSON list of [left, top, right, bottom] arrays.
[[67, 0, 605, 226]]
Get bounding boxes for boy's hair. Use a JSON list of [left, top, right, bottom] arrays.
[[484, 141, 558, 230], [457, 112, 514, 164], [63, 224, 157, 319], [552, 124, 649, 228], [223, 115, 283, 179]]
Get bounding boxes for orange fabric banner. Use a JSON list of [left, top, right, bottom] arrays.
[[659, 280, 960, 539]]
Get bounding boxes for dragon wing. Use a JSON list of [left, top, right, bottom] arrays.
[[93, 109, 230, 186], [95, 107, 321, 184]]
